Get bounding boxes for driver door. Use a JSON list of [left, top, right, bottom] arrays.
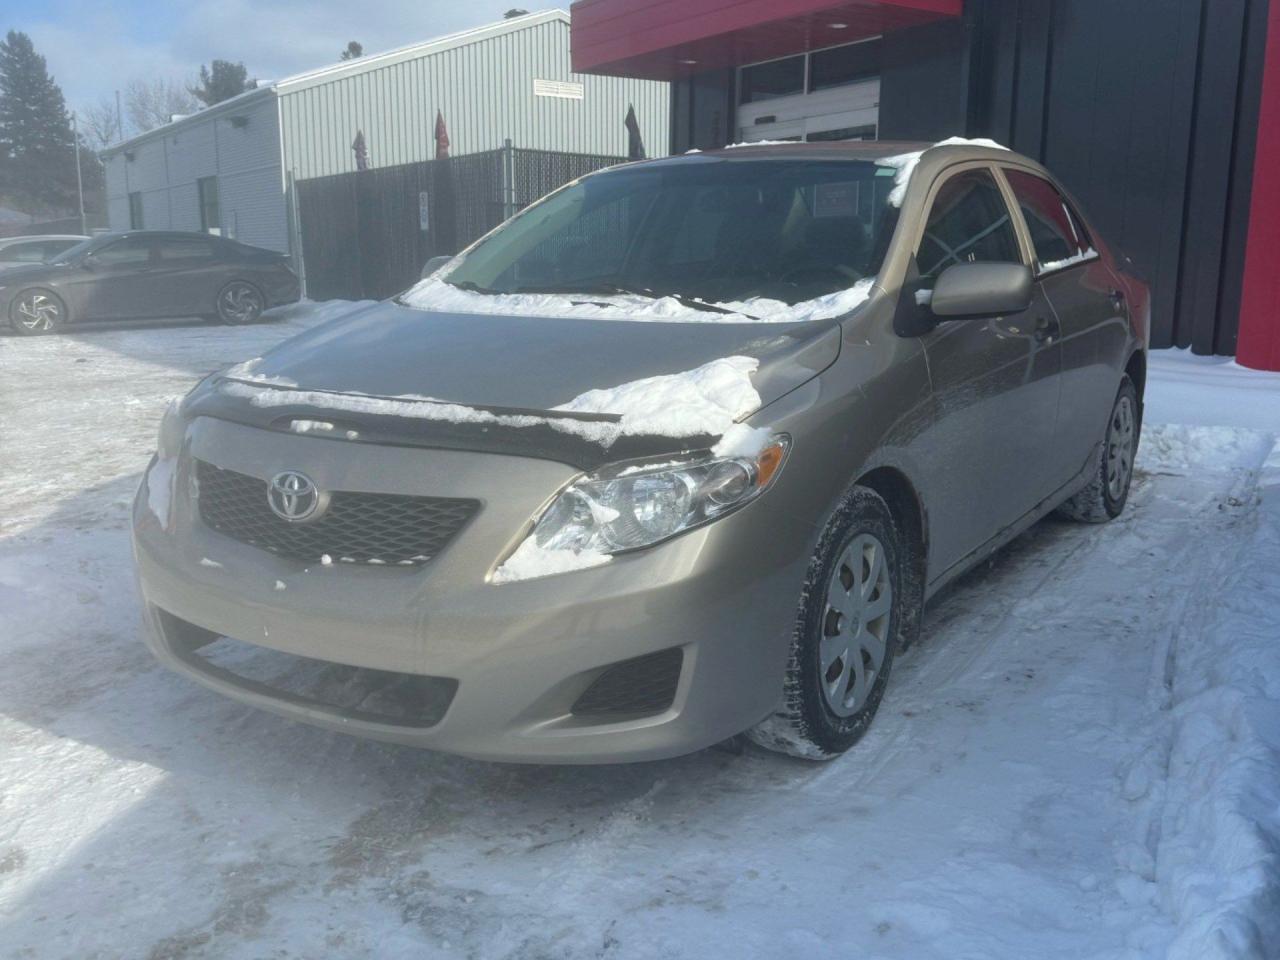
[[911, 166, 1063, 578]]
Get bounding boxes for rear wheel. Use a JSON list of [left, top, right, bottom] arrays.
[[9, 289, 65, 335], [1056, 377, 1140, 523], [216, 281, 265, 325], [748, 487, 912, 760]]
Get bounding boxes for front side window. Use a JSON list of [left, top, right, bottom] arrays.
[[440, 159, 902, 307], [93, 238, 153, 266], [917, 168, 1022, 282], [1003, 168, 1091, 271]]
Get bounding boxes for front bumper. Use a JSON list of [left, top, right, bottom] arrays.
[[133, 416, 811, 763]]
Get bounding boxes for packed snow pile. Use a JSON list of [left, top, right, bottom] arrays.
[[877, 136, 1010, 206], [223, 354, 764, 450], [399, 276, 875, 326]]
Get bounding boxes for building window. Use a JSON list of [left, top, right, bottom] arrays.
[[128, 192, 144, 229], [809, 38, 883, 93], [198, 177, 221, 234], [740, 55, 805, 103]]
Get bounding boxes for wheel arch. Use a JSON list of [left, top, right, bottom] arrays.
[[1124, 348, 1147, 402], [853, 465, 927, 646]]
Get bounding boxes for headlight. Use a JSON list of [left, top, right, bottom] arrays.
[[529, 435, 790, 556]]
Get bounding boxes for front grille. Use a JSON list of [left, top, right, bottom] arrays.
[[156, 610, 456, 728], [571, 648, 684, 719], [195, 460, 479, 566]]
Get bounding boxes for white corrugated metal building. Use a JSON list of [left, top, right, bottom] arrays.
[[101, 10, 668, 254]]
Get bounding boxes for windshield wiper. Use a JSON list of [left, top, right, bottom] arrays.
[[513, 282, 760, 320]]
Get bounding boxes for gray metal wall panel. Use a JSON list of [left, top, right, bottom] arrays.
[[279, 19, 668, 180], [102, 95, 286, 246]]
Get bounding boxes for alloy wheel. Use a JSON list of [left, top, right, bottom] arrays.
[[1106, 394, 1136, 501], [14, 292, 61, 331], [820, 532, 893, 717], [219, 282, 264, 324]]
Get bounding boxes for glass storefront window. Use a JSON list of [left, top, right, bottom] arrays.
[[740, 55, 805, 103]]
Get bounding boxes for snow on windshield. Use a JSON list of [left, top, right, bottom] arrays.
[[399, 276, 875, 325], [877, 137, 1010, 207]]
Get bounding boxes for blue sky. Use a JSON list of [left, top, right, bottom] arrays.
[[5, 0, 518, 113]]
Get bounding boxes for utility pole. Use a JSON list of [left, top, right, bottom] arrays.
[[72, 112, 86, 234], [115, 90, 123, 143]]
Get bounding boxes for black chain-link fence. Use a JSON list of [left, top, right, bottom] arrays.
[[296, 144, 624, 301]]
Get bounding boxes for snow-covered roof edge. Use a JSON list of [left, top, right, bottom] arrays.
[[102, 9, 570, 158]]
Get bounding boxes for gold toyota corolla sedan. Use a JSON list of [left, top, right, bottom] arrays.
[[133, 139, 1149, 763]]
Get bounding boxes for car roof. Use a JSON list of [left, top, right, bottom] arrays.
[[93, 230, 229, 242], [0, 234, 88, 245], [618, 137, 1036, 175]]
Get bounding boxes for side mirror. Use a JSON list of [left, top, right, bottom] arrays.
[[930, 262, 1033, 319], [420, 255, 451, 280]]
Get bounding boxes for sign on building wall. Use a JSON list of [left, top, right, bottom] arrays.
[[418, 191, 430, 232], [533, 78, 584, 100]]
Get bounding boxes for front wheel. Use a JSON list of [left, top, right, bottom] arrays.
[[1056, 377, 1140, 523], [748, 487, 912, 760], [216, 281, 265, 325], [9, 289, 65, 335]]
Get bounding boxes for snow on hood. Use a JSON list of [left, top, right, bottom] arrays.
[[398, 276, 874, 326], [877, 137, 1010, 207], [222, 354, 765, 450]]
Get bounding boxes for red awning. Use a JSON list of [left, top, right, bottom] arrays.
[[571, 0, 962, 80]]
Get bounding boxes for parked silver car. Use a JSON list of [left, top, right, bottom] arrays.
[[133, 140, 1148, 763]]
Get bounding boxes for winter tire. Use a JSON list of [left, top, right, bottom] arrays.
[[1056, 376, 1140, 523], [9, 289, 65, 335], [748, 486, 912, 760], [216, 281, 265, 325]]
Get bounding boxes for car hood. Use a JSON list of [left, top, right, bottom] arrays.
[[229, 299, 844, 415]]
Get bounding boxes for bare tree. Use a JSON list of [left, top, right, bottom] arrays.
[[125, 77, 197, 133], [80, 96, 122, 149]]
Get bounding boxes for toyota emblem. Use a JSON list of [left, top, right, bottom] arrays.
[[268, 471, 323, 522]]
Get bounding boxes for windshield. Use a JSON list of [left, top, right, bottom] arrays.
[[441, 158, 900, 307]]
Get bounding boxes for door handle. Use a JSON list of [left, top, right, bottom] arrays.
[[1109, 288, 1126, 310], [1033, 316, 1057, 343]]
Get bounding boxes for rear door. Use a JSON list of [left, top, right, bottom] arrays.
[[912, 165, 1063, 576], [1000, 167, 1127, 486]]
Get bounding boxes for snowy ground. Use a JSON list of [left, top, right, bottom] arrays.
[[1, 308, 1278, 960]]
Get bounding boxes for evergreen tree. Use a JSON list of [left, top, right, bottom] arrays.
[[0, 30, 79, 211], [340, 41, 363, 61], [190, 60, 257, 107]]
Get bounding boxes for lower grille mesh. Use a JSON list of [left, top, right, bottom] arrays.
[[571, 648, 684, 719], [196, 460, 478, 566]]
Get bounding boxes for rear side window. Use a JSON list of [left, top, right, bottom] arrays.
[[1003, 169, 1092, 271], [157, 238, 217, 261], [917, 168, 1022, 281], [3, 241, 48, 262]]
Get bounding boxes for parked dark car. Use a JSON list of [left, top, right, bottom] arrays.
[[0, 234, 89, 269], [2, 231, 301, 335], [135, 141, 1150, 764]]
